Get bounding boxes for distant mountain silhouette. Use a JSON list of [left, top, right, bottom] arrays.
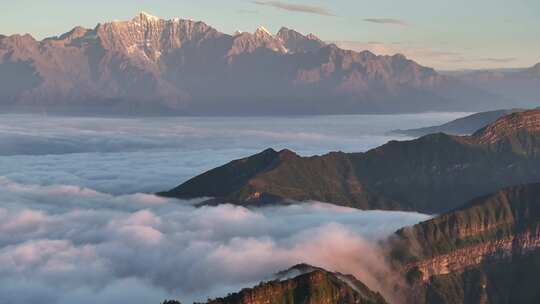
[[453, 64, 540, 109], [393, 108, 526, 136], [0, 12, 510, 115]]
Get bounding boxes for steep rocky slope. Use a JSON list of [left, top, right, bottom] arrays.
[[161, 109, 540, 213], [390, 183, 540, 304], [0, 13, 504, 115], [201, 264, 388, 304], [392, 108, 526, 137]]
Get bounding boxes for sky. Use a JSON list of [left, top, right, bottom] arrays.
[[1, 0, 539, 70]]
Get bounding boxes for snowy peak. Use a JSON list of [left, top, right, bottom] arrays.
[[228, 25, 289, 56], [56, 26, 93, 41], [276, 27, 325, 53], [92, 12, 223, 62], [0, 11, 500, 116], [254, 26, 273, 37], [133, 11, 161, 22]]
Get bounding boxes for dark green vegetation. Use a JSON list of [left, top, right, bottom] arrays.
[[201, 264, 388, 304], [161, 109, 540, 213], [389, 182, 540, 304], [392, 108, 525, 137]]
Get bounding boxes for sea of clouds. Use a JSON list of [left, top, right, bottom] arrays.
[[0, 113, 464, 304]]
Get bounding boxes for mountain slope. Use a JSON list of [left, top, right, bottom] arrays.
[[162, 109, 540, 213], [393, 108, 526, 137], [202, 264, 389, 304], [390, 183, 540, 304], [0, 13, 507, 115]]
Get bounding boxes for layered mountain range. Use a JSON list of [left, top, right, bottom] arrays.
[[452, 64, 540, 109], [0, 12, 511, 115], [161, 109, 540, 213]]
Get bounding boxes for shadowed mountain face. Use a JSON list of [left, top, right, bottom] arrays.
[[389, 183, 540, 304], [393, 108, 526, 137], [0, 12, 508, 115], [201, 264, 388, 304], [161, 109, 540, 213]]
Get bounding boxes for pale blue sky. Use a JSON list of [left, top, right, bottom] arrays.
[[1, 0, 538, 70]]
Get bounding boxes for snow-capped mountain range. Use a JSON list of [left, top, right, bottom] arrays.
[[0, 12, 527, 115]]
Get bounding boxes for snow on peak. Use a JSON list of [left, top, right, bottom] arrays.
[[137, 11, 160, 21], [255, 26, 273, 36]]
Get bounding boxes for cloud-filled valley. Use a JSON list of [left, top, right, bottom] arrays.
[[0, 113, 464, 194], [0, 113, 459, 303], [0, 178, 430, 304]]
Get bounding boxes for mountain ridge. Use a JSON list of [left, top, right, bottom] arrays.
[[200, 264, 389, 304], [161, 109, 540, 213], [0, 13, 508, 115]]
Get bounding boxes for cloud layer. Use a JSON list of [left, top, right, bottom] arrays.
[[252, 1, 334, 16], [363, 18, 409, 26], [0, 113, 465, 194], [0, 113, 461, 304], [0, 177, 430, 304]]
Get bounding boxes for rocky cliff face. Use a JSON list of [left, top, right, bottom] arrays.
[[0, 13, 505, 114], [408, 227, 540, 281], [389, 183, 540, 303], [202, 264, 388, 304], [162, 109, 540, 213]]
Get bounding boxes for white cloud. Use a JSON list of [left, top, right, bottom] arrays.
[[252, 1, 334, 16], [363, 18, 409, 27], [0, 178, 430, 304], [0, 113, 467, 194], [0, 114, 461, 304]]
